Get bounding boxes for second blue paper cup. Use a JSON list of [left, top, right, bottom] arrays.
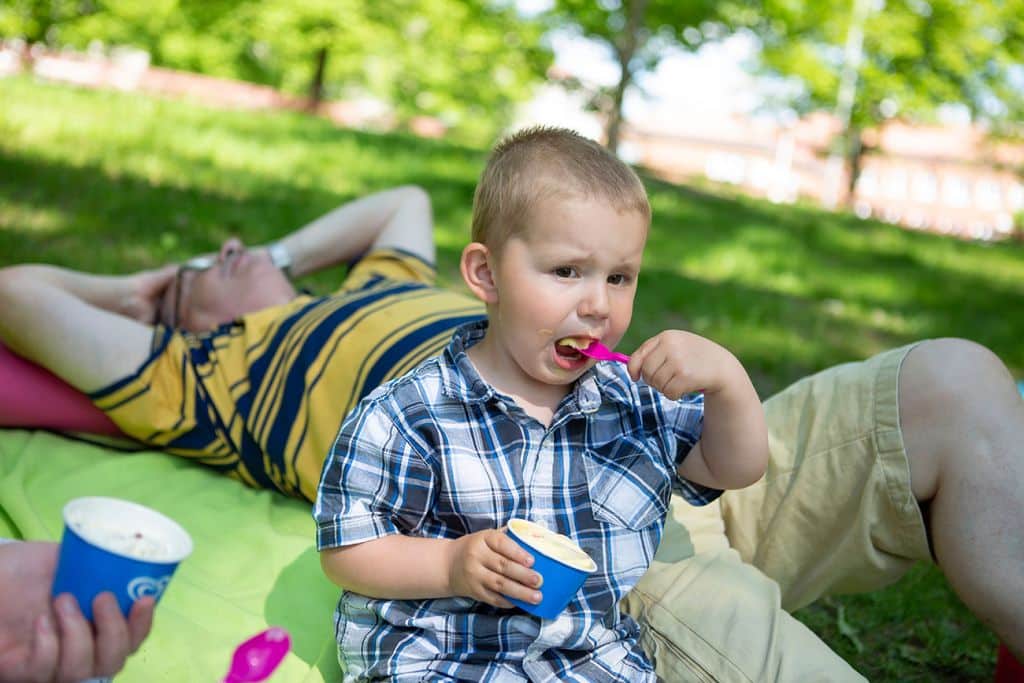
[[505, 518, 596, 620], [51, 496, 193, 621]]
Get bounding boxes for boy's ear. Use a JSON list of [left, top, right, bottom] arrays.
[[460, 242, 498, 304]]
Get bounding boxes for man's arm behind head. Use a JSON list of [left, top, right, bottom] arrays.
[[0, 265, 157, 393], [278, 185, 436, 280]]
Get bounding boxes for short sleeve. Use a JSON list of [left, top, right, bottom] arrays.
[[659, 392, 722, 506], [313, 397, 436, 549], [89, 327, 202, 441]]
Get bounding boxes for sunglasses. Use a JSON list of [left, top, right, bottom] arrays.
[[169, 255, 216, 329]]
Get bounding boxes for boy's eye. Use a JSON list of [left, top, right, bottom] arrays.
[[553, 266, 578, 278], [607, 274, 631, 286]]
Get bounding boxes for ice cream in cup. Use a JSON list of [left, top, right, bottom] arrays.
[[505, 518, 596, 619], [51, 496, 193, 621]]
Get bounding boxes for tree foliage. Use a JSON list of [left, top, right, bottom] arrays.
[[726, 0, 1024, 195], [546, 0, 722, 152], [0, 0, 89, 44], [2, 0, 552, 145]]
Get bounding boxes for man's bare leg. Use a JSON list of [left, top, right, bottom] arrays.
[[900, 338, 1024, 656]]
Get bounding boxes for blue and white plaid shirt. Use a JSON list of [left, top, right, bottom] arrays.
[[314, 321, 719, 682]]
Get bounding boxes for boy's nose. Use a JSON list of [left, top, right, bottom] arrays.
[[578, 283, 610, 319]]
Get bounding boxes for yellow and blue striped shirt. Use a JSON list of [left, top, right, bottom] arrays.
[[91, 250, 484, 502]]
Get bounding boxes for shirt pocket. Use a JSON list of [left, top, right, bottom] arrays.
[[583, 435, 670, 531]]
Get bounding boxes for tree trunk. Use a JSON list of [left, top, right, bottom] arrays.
[[605, 63, 630, 155], [308, 47, 329, 110], [844, 127, 864, 207], [604, 0, 648, 154]]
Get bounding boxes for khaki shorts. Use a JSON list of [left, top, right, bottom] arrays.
[[623, 344, 933, 682]]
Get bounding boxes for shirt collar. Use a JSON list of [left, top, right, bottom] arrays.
[[440, 321, 495, 405], [440, 320, 634, 415]]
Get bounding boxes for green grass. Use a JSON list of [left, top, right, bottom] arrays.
[[2, 75, 1020, 680]]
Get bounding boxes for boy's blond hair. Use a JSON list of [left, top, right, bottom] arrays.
[[471, 126, 650, 250]]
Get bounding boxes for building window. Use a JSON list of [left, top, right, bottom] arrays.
[[1008, 183, 1024, 211], [995, 212, 1014, 234], [705, 152, 746, 185], [911, 171, 938, 204], [856, 168, 879, 198], [884, 169, 908, 200], [942, 175, 971, 208], [976, 179, 1001, 211], [749, 158, 773, 190]]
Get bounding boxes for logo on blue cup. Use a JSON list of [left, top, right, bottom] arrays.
[[51, 497, 193, 621], [127, 575, 172, 601]]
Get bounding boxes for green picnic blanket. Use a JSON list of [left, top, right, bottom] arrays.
[[0, 429, 342, 682]]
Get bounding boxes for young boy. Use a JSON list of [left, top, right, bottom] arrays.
[[314, 126, 769, 681]]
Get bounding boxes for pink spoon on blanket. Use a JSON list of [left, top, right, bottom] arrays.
[[223, 627, 291, 683], [579, 341, 631, 364]]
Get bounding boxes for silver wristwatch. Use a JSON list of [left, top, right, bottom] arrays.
[[267, 242, 292, 276]]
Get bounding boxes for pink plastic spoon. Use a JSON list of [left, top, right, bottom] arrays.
[[223, 627, 291, 683], [582, 341, 705, 393], [580, 341, 631, 364]]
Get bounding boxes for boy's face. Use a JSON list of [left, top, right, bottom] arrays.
[[484, 196, 647, 388]]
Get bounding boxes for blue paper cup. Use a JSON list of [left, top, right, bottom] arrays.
[[51, 497, 193, 621], [505, 519, 596, 619]]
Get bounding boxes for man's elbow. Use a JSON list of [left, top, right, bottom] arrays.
[[0, 266, 39, 318], [397, 184, 431, 213], [0, 265, 26, 297]]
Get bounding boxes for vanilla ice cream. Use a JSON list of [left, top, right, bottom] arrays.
[[508, 519, 596, 571], [64, 497, 192, 563]]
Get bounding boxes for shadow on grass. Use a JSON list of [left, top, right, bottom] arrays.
[[0, 145, 477, 288]]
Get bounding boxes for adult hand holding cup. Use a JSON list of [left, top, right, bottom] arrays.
[[51, 497, 193, 620]]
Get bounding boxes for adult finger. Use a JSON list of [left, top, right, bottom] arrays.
[[20, 613, 59, 683], [127, 596, 156, 652], [53, 593, 94, 683], [92, 593, 130, 676]]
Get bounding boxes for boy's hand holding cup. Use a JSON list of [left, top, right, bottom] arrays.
[[447, 527, 542, 609]]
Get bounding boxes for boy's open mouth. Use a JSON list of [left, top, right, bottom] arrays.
[[555, 336, 592, 361]]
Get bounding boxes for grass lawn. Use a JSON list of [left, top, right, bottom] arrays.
[[2, 75, 1021, 680]]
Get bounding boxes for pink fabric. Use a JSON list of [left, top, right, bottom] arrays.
[[996, 643, 1024, 683], [0, 342, 123, 435]]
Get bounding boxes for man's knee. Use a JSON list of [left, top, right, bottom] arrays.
[[902, 338, 1011, 405], [900, 338, 1019, 500]]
